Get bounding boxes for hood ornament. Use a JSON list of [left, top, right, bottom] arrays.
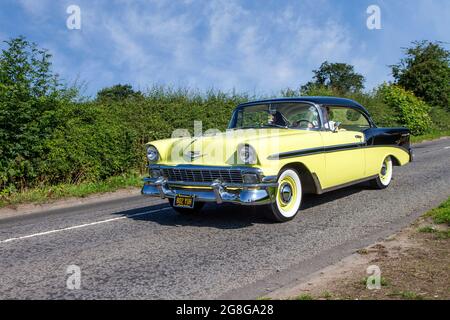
[[184, 150, 203, 162]]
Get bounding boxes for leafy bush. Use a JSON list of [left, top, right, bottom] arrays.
[[378, 84, 432, 135], [428, 106, 450, 131], [41, 102, 137, 184], [0, 37, 75, 191]]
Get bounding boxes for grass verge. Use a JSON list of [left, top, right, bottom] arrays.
[[0, 172, 143, 208], [425, 198, 450, 225], [419, 198, 450, 239]]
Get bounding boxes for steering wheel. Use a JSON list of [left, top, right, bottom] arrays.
[[292, 119, 315, 128]]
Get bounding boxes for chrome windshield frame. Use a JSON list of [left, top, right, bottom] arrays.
[[227, 101, 324, 131]]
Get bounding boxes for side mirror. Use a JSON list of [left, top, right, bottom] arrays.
[[333, 121, 342, 132]]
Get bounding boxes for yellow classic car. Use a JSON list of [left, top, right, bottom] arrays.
[[142, 97, 413, 222]]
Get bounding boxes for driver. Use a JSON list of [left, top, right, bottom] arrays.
[[268, 111, 287, 127], [323, 106, 339, 131]]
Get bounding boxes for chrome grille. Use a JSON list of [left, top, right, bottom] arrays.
[[161, 168, 243, 184]]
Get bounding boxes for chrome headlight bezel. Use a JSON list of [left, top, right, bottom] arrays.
[[238, 144, 257, 165], [146, 145, 159, 162]]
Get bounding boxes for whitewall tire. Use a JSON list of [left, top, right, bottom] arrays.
[[370, 156, 393, 189], [266, 168, 303, 222]]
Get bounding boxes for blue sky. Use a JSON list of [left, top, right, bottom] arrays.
[[1, 0, 449, 97]]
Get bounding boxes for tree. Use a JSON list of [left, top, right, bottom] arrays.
[[0, 36, 69, 190], [391, 41, 450, 110], [0, 36, 61, 98], [96, 84, 142, 102], [301, 61, 365, 94]]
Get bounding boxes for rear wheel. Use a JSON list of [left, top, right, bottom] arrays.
[[370, 156, 393, 189], [168, 198, 205, 215], [265, 168, 303, 222]]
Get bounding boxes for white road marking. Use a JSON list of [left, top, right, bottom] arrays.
[[0, 207, 171, 244], [444, 146, 450, 149]]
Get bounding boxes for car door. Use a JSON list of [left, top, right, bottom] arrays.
[[320, 106, 369, 188]]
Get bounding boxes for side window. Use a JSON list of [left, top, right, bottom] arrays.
[[328, 107, 370, 132], [242, 111, 268, 127]]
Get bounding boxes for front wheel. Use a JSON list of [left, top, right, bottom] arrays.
[[168, 198, 205, 215], [370, 156, 393, 189], [265, 168, 303, 222]]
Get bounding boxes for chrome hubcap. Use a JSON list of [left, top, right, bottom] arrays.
[[280, 183, 292, 203], [381, 163, 387, 176]]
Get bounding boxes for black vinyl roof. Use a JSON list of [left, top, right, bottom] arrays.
[[237, 96, 371, 116]]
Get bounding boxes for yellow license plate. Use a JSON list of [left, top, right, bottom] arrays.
[[174, 194, 194, 208]]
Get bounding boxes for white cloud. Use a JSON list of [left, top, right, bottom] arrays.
[[17, 0, 51, 15], [192, 0, 359, 92], [205, 0, 248, 50]]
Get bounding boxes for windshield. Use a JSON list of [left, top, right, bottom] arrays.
[[229, 103, 321, 130]]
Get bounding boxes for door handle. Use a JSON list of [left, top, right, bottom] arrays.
[[355, 134, 362, 139]]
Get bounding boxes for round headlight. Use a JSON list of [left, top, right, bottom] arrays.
[[146, 145, 159, 162], [238, 144, 257, 164]]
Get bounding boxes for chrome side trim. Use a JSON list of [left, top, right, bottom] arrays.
[[268, 142, 365, 160], [268, 143, 411, 160]]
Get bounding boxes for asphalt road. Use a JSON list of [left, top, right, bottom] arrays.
[[0, 138, 449, 299]]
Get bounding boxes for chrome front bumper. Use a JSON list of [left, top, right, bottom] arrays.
[[141, 166, 278, 205]]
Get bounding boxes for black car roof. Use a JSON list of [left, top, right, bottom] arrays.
[[237, 96, 371, 116]]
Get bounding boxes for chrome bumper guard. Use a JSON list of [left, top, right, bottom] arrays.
[[141, 165, 278, 205]]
